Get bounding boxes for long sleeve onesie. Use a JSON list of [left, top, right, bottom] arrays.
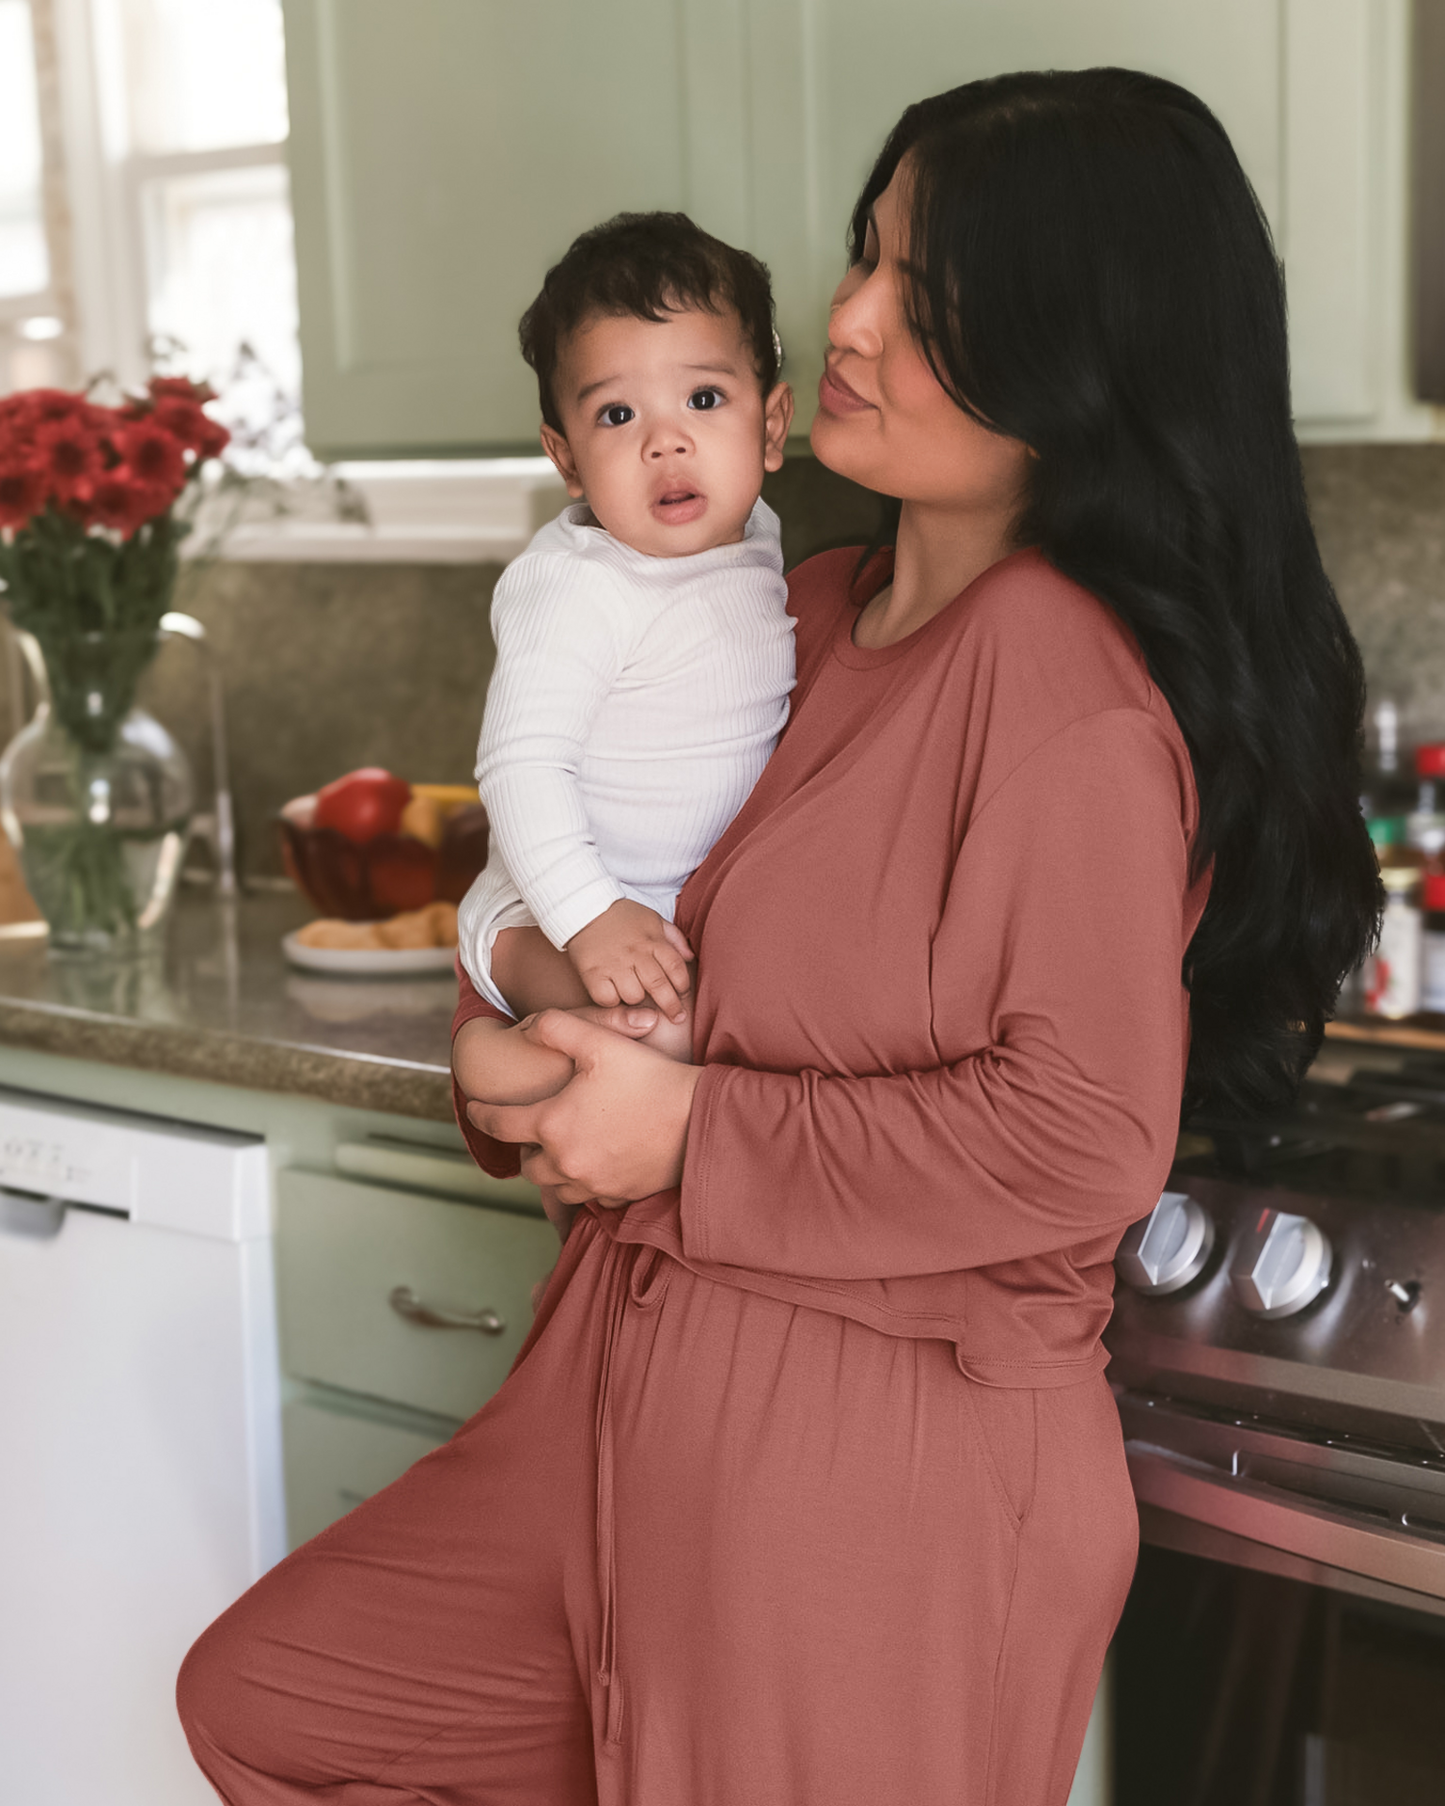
[[456, 544, 1208, 1387], [457, 499, 793, 1010]]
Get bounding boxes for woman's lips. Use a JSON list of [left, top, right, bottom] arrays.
[[818, 364, 874, 416], [652, 488, 707, 525]]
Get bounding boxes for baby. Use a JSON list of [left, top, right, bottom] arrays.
[[455, 212, 796, 1109]]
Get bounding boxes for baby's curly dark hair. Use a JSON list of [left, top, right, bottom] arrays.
[[519, 212, 780, 432]]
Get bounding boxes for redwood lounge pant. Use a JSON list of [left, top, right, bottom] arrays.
[[177, 1213, 1137, 1806]]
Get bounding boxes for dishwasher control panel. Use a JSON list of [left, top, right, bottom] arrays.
[[0, 1084, 267, 1238]]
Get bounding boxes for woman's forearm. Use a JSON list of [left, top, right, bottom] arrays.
[[681, 708, 1194, 1280], [680, 1047, 1168, 1277]]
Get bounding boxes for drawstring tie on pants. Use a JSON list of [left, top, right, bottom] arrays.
[[594, 1238, 669, 1747]]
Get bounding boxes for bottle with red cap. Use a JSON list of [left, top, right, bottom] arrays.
[[1423, 872, 1445, 1017]]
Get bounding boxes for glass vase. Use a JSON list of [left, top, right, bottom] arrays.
[[0, 628, 194, 956]]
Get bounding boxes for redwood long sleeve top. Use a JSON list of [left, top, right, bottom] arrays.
[[455, 546, 1209, 1387]]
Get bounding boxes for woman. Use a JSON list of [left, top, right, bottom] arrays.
[[178, 69, 1379, 1806]]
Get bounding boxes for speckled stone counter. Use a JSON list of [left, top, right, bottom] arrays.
[[0, 890, 458, 1120]]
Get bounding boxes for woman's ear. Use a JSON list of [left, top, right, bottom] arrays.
[[762, 382, 794, 472], [540, 424, 586, 498]]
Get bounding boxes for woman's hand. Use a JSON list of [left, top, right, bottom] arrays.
[[468, 1009, 702, 1206], [454, 1000, 657, 1108]]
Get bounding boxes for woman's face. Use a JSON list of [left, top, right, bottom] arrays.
[[811, 164, 1032, 524]]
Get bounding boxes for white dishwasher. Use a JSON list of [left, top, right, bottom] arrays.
[[0, 1083, 285, 1806]]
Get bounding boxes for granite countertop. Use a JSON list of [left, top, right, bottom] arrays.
[[0, 889, 459, 1120]]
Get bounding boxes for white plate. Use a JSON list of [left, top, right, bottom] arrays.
[[282, 931, 458, 977]]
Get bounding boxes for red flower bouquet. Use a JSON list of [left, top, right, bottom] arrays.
[[0, 377, 231, 949], [0, 375, 228, 571]]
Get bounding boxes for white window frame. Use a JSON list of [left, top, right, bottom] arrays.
[[43, 0, 559, 563], [0, 0, 67, 351]]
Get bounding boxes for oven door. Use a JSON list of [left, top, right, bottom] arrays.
[[1115, 1392, 1445, 1805]]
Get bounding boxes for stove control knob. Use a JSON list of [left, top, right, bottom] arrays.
[[1117, 1191, 1216, 1296], [1230, 1209, 1333, 1319]]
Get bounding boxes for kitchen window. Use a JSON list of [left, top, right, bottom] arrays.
[[15, 0, 303, 424], [104, 0, 299, 414], [0, 0, 64, 389], [4, 0, 558, 559]]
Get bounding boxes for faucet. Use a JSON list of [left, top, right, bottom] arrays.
[[158, 611, 238, 897]]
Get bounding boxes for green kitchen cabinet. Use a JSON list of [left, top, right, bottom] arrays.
[[282, 0, 772, 457], [283, 0, 1418, 457]]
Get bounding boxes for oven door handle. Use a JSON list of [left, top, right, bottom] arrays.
[[1127, 1445, 1445, 1602]]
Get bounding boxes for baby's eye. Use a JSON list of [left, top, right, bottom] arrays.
[[687, 387, 725, 411], [599, 403, 635, 427]]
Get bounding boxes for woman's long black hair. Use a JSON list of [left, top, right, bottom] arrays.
[[852, 68, 1381, 1118]]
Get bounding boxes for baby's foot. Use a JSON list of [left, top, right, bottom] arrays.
[[453, 1014, 572, 1107], [454, 1003, 667, 1108], [640, 1005, 694, 1063]]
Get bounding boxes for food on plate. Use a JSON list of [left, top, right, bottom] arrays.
[[312, 767, 412, 844], [377, 900, 457, 948], [291, 919, 382, 952], [294, 900, 459, 953]]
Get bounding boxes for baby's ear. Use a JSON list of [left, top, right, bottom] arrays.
[[540, 424, 586, 497], [762, 382, 794, 471]]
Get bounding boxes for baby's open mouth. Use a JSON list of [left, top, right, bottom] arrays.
[[651, 486, 708, 527]]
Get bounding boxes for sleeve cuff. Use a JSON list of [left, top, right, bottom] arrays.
[[451, 959, 523, 1179], [678, 1062, 735, 1265], [537, 876, 627, 951]]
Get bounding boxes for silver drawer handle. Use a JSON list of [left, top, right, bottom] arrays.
[[388, 1285, 506, 1336]]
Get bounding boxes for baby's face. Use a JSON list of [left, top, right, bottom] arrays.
[[541, 307, 792, 558]]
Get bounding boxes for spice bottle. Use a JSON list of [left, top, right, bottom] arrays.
[[1424, 875, 1445, 1017], [1366, 835, 1424, 1019], [1406, 744, 1445, 861], [1362, 698, 1415, 841]]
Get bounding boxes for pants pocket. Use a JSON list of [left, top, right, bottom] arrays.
[[955, 1354, 1038, 1533]]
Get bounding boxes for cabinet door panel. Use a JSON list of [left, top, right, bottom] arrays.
[[1283, 0, 1375, 423], [764, 0, 1283, 434], [283, 1396, 454, 1548], [285, 0, 730, 455]]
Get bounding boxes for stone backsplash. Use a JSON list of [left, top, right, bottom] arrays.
[[0, 448, 1435, 883], [1299, 446, 1445, 745]]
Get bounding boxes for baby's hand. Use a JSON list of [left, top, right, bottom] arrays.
[[566, 900, 693, 1023]]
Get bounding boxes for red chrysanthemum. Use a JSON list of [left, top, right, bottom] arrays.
[[20, 388, 90, 430], [113, 418, 187, 501], [0, 461, 47, 531], [81, 467, 167, 538], [151, 396, 230, 461], [198, 417, 229, 459], [34, 414, 104, 503], [148, 374, 216, 406]]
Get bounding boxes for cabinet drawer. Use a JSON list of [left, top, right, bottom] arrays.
[[283, 1396, 453, 1548], [277, 1169, 558, 1420]]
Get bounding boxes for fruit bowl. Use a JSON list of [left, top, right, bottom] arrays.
[[279, 782, 489, 921]]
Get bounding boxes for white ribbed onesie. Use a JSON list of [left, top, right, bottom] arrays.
[[457, 498, 794, 1013]]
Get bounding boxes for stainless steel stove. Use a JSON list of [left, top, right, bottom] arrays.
[[1107, 1042, 1445, 1804], [1108, 1040, 1445, 1616]]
